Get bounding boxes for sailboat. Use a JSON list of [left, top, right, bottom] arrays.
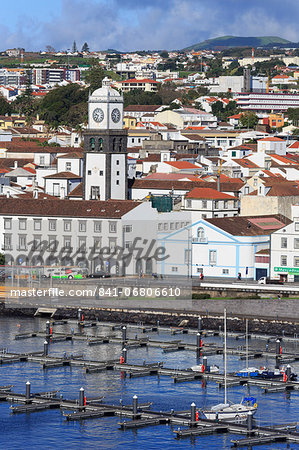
[[202, 310, 258, 421]]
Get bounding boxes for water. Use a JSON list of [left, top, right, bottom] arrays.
[[0, 317, 298, 449]]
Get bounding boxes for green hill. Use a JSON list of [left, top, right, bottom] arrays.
[[182, 36, 293, 51]]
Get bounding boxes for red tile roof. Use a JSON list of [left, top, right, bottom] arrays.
[[165, 161, 199, 169], [186, 187, 237, 200], [0, 198, 141, 218], [259, 137, 285, 142], [44, 171, 82, 179]]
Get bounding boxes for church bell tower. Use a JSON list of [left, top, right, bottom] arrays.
[[83, 77, 128, 200]]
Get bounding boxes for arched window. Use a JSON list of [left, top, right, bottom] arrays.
[[98, 138, 103, 151], [197, 227, 205, 241], [90, 137, 95, 150]]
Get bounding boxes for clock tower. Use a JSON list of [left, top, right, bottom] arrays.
[[83, 77, 128, 201]]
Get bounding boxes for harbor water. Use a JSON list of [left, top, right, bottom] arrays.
[[0, 317, 298, 449]]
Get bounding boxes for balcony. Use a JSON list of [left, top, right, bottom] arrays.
[[192, 237, 208, 243]]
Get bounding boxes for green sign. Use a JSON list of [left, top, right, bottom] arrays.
[[274, 267, 299, 274]]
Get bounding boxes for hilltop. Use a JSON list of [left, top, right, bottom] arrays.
[[182, 36, 294, 51]]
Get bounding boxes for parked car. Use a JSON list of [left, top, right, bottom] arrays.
[[258, 277, 283, 285], [87, 271, 111, 278]]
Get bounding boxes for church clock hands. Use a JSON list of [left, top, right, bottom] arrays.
[[111, 108, 121, 123], [93, 108, 104, 123]]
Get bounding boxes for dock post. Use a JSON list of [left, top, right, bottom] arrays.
[[190, 402, 196, 426], [286, 364, 291, 380], [44, 340, 49, 356], [122, 348, 127, 363], [247, 410, 253, 432], [122, 326, 127, 344], [196, 332, 201, 349], [132, 395, 138, 417], [79, 387, 84, 408], [197, 316, 202, 332], [202, 356, 207, 372], [46, 320, 50, 337], [25, 381, 31, 400], [78, 308, 82, 322], [275, 339, 280, 357]]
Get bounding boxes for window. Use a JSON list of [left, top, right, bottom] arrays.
[[124, 225, 132, 232], [202, 214, 207, 219], [109, 238, 117, 252], [170, 223, 174, 230], [4, 218, 12, 230], [209, 250, 216, 265], [93, 237, 101, 250], [3, 234, 12, 250], [116, 171, 120, 176], [294, 257, 299, 267], [202, 200, 207, 208], [223, 201, 228, 209], [88, 170, 91, 175], [94, 221, 102, 233], [65, 162, 71, 171], [99, 170, 103, 176], [197, 227, 205, 241], [158, 223, 163, 231], [116, 160, 119, 165], [109, 221, 117, 233], [79, 221, 86, 232], [175, 222, 180, 229], [34, 219, 41, 231], [64, 236, 72, 248], [64, 220, 71, 232], [186, 199, 192, 208], [253, 179, 257, 187], [222, 269, 229, 274], [116, 180, 119, 185], [39, 156, 45, 165], [295, 222, 299, 231], [197, 267, 203, 273], [48, 220, 56, 231], [18, 235, 27, 250], [214, 201, 219, 209], [234, 200, 238, 208], [281, 237, 287, 249], [164, 223, 168, 231], [78, 237, 86, 251], [231, 151, 236, 157], [48, 236, 57, 251], [171, 267, 178, 272], [19, 219, 27, 230], [294, 238, 299, 249], [90, 186, 100, 200], [125, 241, 132, 249], [281, 255, 287, 266]]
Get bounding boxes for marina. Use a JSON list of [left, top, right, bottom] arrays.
[[0, 313, 298, 448]]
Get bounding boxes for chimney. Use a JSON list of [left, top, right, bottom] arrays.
[[33, 188, 38, 199], [6, 191, 10, 198], [14, 161, 18, 169], [60, 186, 65, 200]]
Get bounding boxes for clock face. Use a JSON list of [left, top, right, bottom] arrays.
[[93, 108, 104, 123], [111, 108, 121, 123]]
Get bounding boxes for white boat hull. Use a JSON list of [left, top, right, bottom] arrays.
[[203, 406, 257, 421]]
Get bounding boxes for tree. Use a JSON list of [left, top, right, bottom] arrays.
[[239, 111, 259, 129], [160, 50, 169, 59], [82, 42, 90, 52], [13, 70, 37, 117], [38, 83, 88, 128], [72, 41, 77, 53], [45, 45, 55, 53], [0, 95, 12, 115], [123, 89, 162, 108], [83, 61, 106, 92], [286, 107, 299, 126]]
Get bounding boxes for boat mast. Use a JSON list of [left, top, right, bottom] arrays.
[[246, 318, 248, 370], [224, 308, 227, 404]]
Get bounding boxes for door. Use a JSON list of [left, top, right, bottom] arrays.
[[255, 268, 267, 280]]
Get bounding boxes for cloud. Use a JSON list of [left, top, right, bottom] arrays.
[[0, 0, 298, 51]]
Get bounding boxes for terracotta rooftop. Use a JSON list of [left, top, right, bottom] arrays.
[[0, 198, 141, 219], [186, 187, 237, 200], [206, 214, 291, 236], [44, 171, 82, 179], [67, 182, 83, 198], [124, 105, 162, 112]]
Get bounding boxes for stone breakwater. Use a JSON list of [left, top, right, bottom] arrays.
[[0, 301, 298, 336]]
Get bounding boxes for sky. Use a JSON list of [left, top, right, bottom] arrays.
[[1, 0, 299, 52]]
